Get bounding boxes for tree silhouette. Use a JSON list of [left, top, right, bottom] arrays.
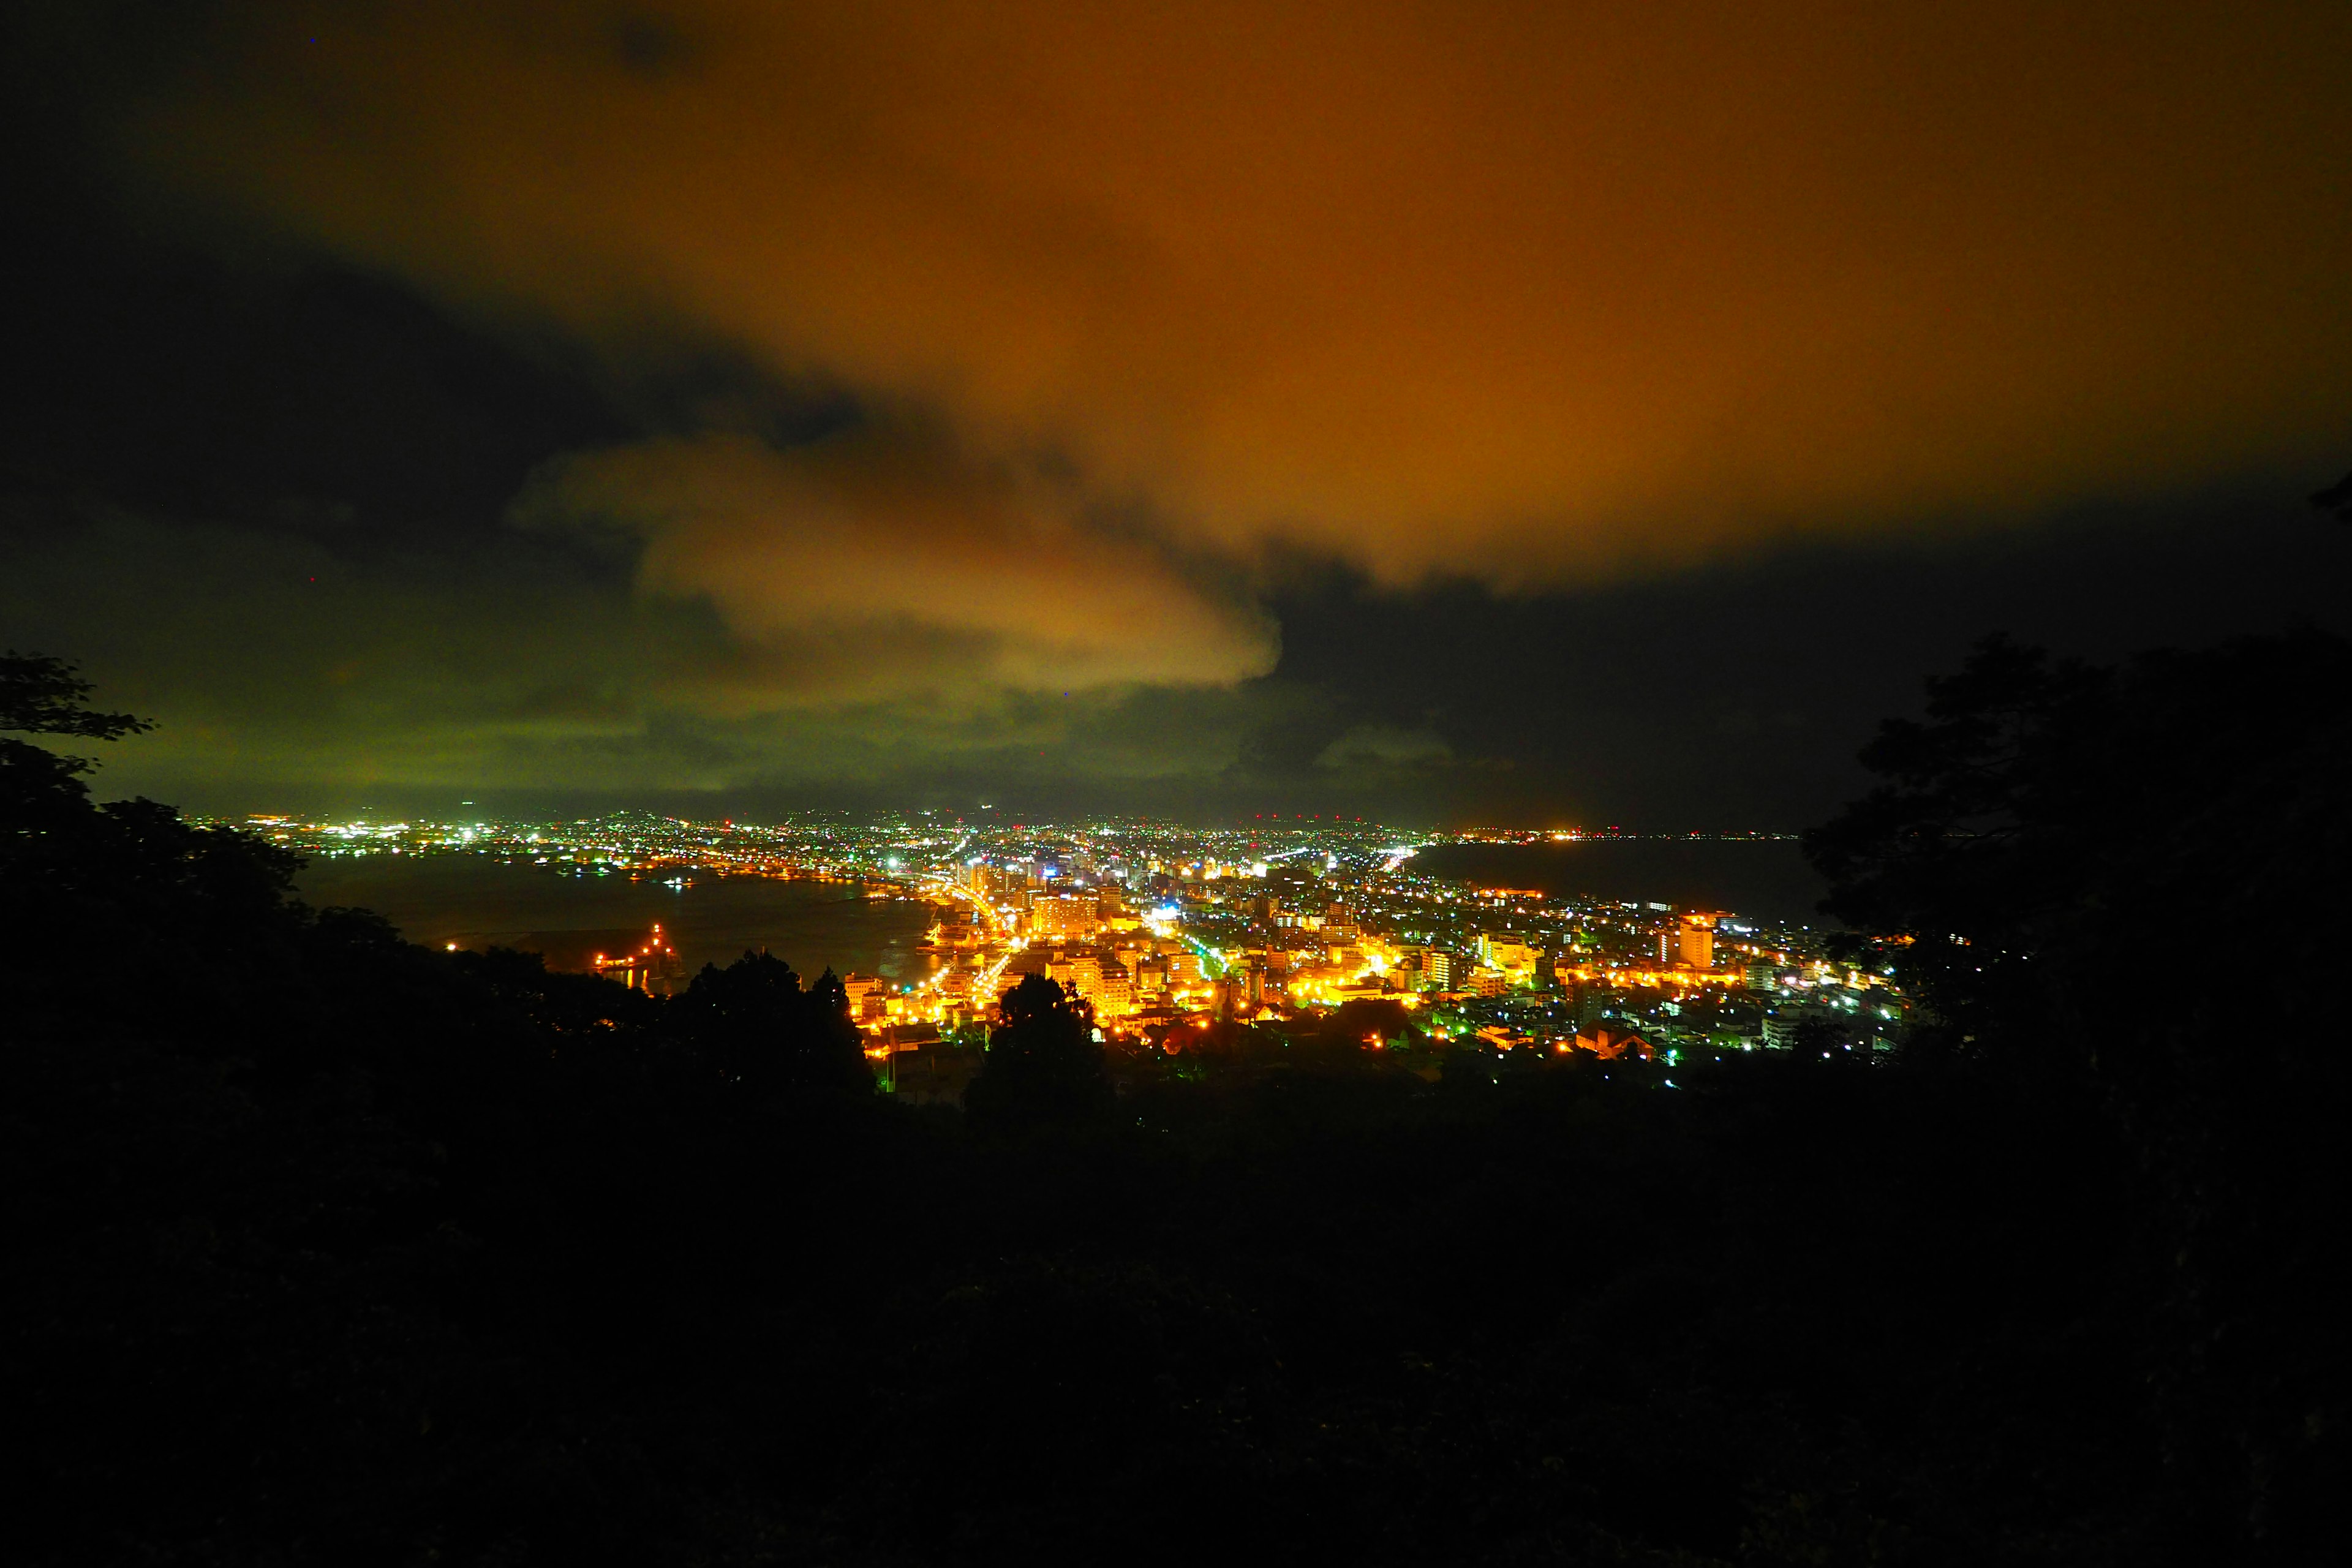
[[2, 650, 316, 1050], [1, 650, 153, 742], [1804, 629, 2352, 1552], [965, 970, 1112, 1130], [666, 951, 871, 1099], [1800, 634, 2111, 1063], [2, 649, 154, 826], [2312, 467, 2352, 522]]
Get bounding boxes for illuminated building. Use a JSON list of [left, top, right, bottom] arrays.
[[1676, 914, 1717, 970], [1760, 1004, 1852, 1050], [1029, 892, 1101, 939], [1097, 960, 1133, 1016], [1049, 951, 1102, 1000], [1477, 932, 1539, 982], [965, 863, 1032, 907], [842, 972, 885, 1022]]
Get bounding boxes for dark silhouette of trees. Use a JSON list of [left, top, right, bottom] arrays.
[[2312, 467, 2352, 522], [965, 970, 1113, 1131], [3, 647, 153, 833], [2, 647, 152, 739], [2, 650, 318, 1049], [1806, 630, 2352, 1557], [666, 951, 872, 1099], [4, 655, 890, 1562], [1319, 995, 1420, 1052]]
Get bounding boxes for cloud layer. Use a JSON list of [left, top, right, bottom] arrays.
[[138, 1, 2352, 583], [15, 2, 2352, 812], [513, 429, 1275, 701]]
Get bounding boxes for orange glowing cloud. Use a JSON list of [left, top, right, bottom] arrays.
[[129, 1, 2352, 589], [513, 429, 1276, 698]]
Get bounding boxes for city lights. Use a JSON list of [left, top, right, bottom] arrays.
[[224, 809, 1892, 1061]]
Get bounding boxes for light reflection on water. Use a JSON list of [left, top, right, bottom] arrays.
[[295, 853, 938, 982]]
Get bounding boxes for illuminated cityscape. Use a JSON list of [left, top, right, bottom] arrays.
[[10, 0, 2350, 1554], [232, 810, 1898, 1083]]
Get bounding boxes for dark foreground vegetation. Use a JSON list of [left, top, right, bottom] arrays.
[[4, 641, 2346, 1566]]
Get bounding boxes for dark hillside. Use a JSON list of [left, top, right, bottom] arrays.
[[5, 646, 2344, 1565]]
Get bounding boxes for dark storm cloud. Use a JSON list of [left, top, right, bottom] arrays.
[[1247, 481, 2352, 827]]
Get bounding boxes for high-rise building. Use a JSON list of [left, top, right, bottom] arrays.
[[966, 862, 1018, 899], [1676, 914, 1717, 970], [1029, 893, 1101, 940], [1098, 960, 1133, 1016]]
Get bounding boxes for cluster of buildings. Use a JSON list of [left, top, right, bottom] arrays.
[[222, 809, 1903, 1075]]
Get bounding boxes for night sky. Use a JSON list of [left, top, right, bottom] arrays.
[[8, 2, 2351, 826]]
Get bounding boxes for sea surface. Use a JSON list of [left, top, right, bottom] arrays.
[[295, 853, 938, 982], [1410, 839, 1830, 925]]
